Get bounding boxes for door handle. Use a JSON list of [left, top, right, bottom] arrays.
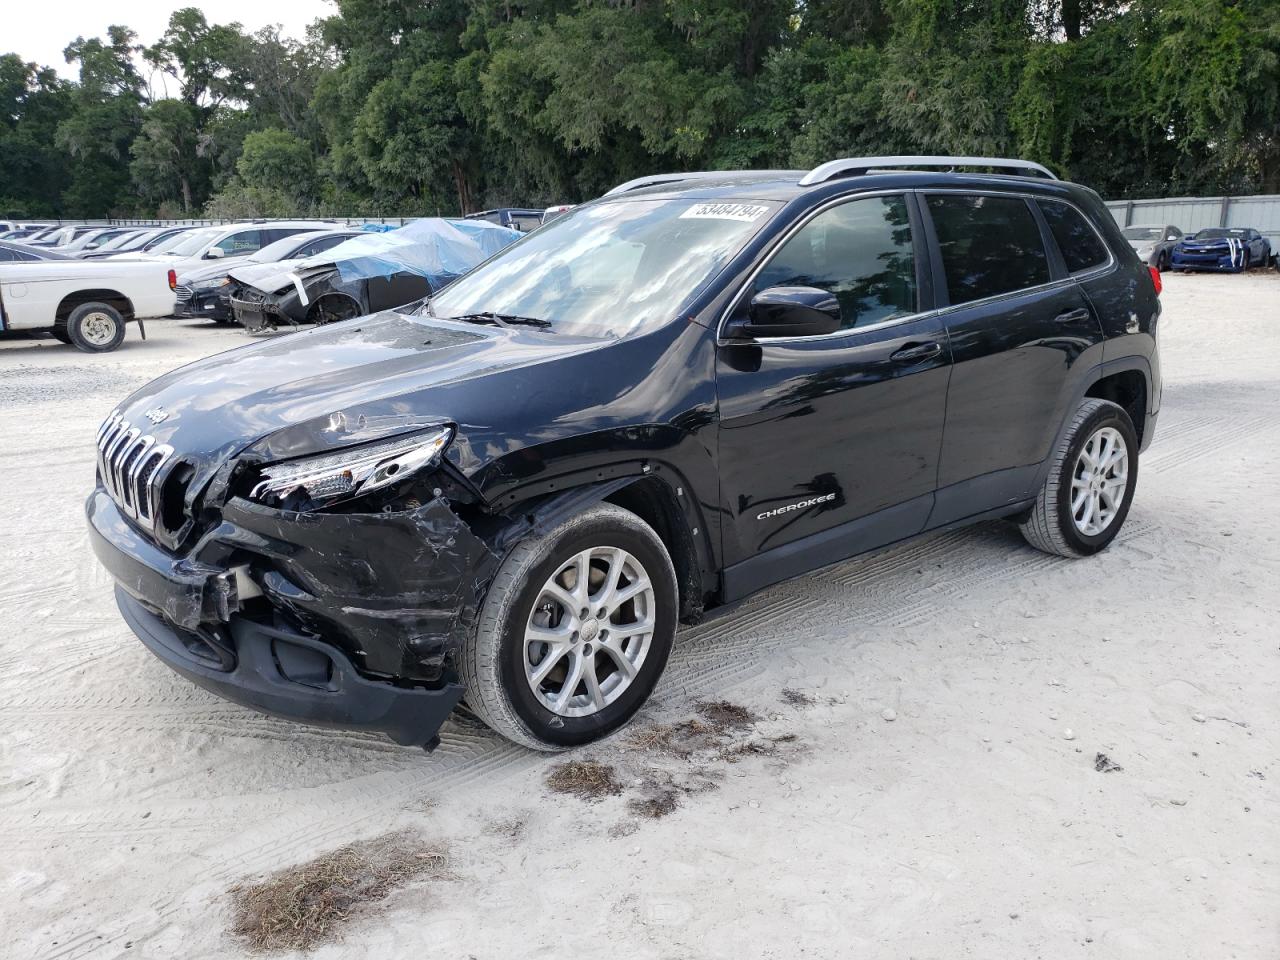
[[1054, 308, 1091, 325], [890, 341, 942, 363]]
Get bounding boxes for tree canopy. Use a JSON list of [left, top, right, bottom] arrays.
[[1, 0, 1277, 220]]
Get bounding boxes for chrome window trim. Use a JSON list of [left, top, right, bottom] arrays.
[[716, 187, 1117, 347]]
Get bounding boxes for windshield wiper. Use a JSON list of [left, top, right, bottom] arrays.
[[449, 311, 553, 329]]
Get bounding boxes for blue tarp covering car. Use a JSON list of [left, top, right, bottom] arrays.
[[227, 218, 522, 331], [1169, 227, 1272, 273]]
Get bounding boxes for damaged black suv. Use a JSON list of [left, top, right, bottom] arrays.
[[87, 156, 1161, 751]]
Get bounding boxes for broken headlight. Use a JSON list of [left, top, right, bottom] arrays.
[[248, 427, 453, 509]]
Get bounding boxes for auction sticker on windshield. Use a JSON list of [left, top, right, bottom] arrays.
[[679, 202, 771, 222]]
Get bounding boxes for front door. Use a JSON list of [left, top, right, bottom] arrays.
[[715, 193, 951, 599]]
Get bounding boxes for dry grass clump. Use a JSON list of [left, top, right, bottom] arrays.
[[627, 789, 682, 820], [626, 718, 721, 756], [719, 733, 800, 764], [781, 688, 816, 708], [695, 699, 759, 730], [545, 759, 623, 800], [627, 700, 761, 758], [229, 831, 450, 953]]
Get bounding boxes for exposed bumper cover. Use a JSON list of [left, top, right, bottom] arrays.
[[117, 587, 463, 748]]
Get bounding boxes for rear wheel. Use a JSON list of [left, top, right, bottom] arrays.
[[65, 303, 126, 353], [1019, 399, 1138, 558], [458, 502, 678, 750]]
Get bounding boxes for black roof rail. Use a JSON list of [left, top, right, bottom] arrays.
[[798, 155, 1057, 186]]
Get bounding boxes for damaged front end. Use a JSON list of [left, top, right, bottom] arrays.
[[87, 423, 510, 750]]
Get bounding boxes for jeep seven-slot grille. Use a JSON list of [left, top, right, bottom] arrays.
[[96, 413, 175, 531]]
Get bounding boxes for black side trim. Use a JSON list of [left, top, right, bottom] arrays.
[[722, 494, 932, 602]]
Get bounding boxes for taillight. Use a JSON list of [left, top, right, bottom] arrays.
[[168, 269, 176, 291], [1148, 265, 1162, 295]]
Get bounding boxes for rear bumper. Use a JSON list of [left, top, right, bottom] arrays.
[[117, 587, 463, 748]]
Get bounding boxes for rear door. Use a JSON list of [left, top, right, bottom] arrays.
[[924, 192, 1106, 525], [716, 192, 951, 595]]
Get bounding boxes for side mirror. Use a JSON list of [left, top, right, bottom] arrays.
[[205, 247, 225, 260], [730, 286, 841, 339]]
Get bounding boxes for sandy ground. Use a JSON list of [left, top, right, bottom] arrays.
[[2, 273, 1277, 960]]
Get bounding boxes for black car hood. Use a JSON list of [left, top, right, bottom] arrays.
[[111, 311, 604, 493]]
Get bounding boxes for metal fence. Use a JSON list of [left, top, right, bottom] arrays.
[[1105, 195, 1280, 245]]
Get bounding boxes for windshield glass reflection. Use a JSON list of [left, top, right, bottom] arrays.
[[427, 198, 779, 338]]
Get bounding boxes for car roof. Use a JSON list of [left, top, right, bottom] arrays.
[[0, 239, 69, 258]]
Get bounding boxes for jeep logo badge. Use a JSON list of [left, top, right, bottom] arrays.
[[144, 407, 170, 425]]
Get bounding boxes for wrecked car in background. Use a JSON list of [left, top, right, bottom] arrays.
[[174, 229, 361, 324], [228, 218, 522, 332]]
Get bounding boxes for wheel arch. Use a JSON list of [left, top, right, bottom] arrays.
[[1084, 361, 1150, 447], [56, 289, 135, 323], [306, 291, 362, 323], [491, 464, 714, 624]]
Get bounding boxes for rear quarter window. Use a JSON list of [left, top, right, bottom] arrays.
[[926, 194, 1050, 306], [1037, 200, 1109, 274]]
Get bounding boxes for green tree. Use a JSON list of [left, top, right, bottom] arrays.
[[130, 98, 204, 211], [57, 26, 145, 215], [0, 54, 74, 216]]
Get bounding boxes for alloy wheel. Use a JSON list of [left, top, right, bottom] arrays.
[[524, 546, 656, 717], [1071, 426, 1128, 536]]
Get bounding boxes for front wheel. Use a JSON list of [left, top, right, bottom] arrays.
[[1019, 398, 1139, 558], [458, 502, 678, 750]]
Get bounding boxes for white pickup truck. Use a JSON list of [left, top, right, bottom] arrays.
[[0, 260, 176, 352]]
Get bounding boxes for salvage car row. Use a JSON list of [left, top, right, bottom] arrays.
[[1122, 223, 1274, 272], [0, 214, 539, 351]]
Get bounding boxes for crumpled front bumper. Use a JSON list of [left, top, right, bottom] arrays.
[[174, 288, 232, 320], [86, 488, 489, 748]]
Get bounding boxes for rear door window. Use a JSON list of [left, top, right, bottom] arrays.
[[752, 194, 918, 330], [1037, 200, 1109, 274], [926, 195, 1050, 306], [295, 235, 352, 258]]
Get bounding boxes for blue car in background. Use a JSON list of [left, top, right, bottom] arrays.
[[1170, 227, 1271, 273]]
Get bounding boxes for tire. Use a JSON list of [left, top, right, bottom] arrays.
[[65, 302, 126, 353], [458, 502, 678, 750], [1240, 249, 1251, 273], [1019, 398, 1139, 558]]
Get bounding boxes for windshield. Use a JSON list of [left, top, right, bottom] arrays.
[[166, 227, 223, 257], [100, 231, 142, 250], [1195, 228, 1243, 239], [145, 230, 191, 253], [247, 232, 326, 264], [428, 198, 779, 337], [1122, 226, 1163, 241]]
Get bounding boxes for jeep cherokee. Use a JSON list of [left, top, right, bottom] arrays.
[[86, 156, 1161, 751]]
